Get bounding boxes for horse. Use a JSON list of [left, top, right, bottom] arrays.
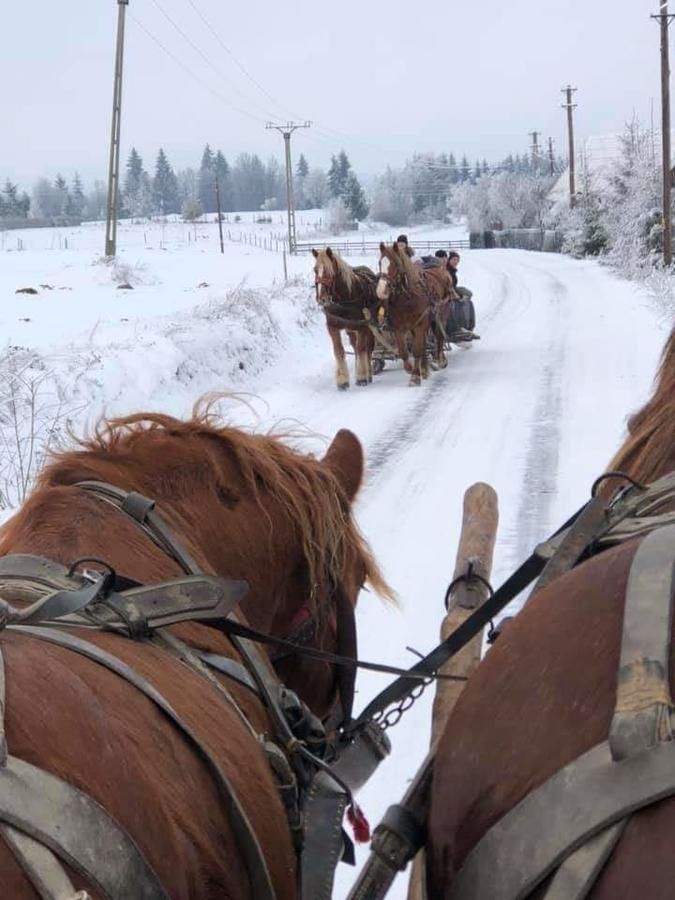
[[0, 404, 391, 899], [312, 247, 378, 390], [428, 324, 675, 899], [376, 243, 436, 386]]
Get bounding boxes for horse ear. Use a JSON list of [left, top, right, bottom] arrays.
[[379, 242, 386, 253], [322, 429, 364, 503], [326, 247, 334, 259], [312, 248, 318, 258]]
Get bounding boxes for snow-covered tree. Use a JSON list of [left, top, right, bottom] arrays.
[[153, 149, 180, 215], [304, 168, 328, 208]]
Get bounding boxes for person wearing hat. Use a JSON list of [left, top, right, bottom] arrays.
[[448, 251, 473, 301], [396, 234, 415, 258]]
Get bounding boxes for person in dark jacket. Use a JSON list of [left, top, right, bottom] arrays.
[[448, 251, 473, 300], [396, 234, 415, 258]]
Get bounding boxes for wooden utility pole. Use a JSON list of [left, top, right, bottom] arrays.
[[529, 131, 541, 173], [105, 0, 129, 258], [652, 2, 674, 266], [561, 86, 577, 208], [215, 176, 224, 254], [265, 121, 311, 254], [548, 137, 555, 176]]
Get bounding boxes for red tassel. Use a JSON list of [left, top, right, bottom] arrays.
[[347, 803, 371, 844]]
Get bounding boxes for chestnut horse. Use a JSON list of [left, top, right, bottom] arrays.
[[0, 407, 390, 899], [312, 247, 378, 390], [376, 243, 444, 385], [428, 325, 675, 898]]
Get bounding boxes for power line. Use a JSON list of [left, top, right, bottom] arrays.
[[130, 13, 267, 125], [146, 0, 281, 122]]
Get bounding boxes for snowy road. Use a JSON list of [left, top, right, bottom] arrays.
[[1, 231, 669, 898], [243, 249, 667, 899]]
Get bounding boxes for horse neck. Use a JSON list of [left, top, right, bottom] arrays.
[[332, 264, 357, 303]]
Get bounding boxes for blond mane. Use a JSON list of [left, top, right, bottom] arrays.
[[607, 325, 675, 485], [2, 399, 392, 602], [314, 248, 356, 292]]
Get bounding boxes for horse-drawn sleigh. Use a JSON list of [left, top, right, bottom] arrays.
[[0, 319, 672, 899], [312, 244, 479, 390]]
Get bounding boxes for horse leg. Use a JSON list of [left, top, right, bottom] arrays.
[[395, 332, 413, 374], [364, 328, 375, 383], [353, 330, 369, 387], [436, 301, 448, 369], [329, 324, 350, 390], [410, 325, 427, 386]]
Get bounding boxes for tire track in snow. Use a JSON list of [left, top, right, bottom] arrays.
[[510, 269, 568, 567]]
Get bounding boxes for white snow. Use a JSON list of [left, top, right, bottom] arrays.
[[0, 216, 669, 897]]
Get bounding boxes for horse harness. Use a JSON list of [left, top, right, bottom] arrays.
[[0, 480, 391, 900], [346, 470, 675, 900]]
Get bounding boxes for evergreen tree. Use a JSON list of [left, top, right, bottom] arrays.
[[482, 159, 489, 176], [460, 156, 471, 182], [123, 150, 144, 199], [123, 149, 147, 216], [198, 144, 217, 214], [54, 174, 69, 216], [473, 160, 482, 182], [343, 170, 369, 221], [296, 153, 309, 178], [2, 180, 19, 216], [327, 154, 341, 198], [448, 153, 459, 184], [232, 153, 267, 210], [337, 150, 351, 190], [215, 151, 234, 211], [153, 148, 180, 215], [69, 173, 86, 217]]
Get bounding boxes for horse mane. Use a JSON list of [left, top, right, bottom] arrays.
[[387, 243, 422, 287], [607, 324, 675, 484], [5, 399, 392, 602], [315, 248, 355, 293]]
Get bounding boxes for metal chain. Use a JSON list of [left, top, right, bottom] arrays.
[[374, 675, 435, 731]]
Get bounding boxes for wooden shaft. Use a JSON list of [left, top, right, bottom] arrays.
[[408, 482, 499, 900]]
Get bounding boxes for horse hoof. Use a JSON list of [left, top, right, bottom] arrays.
[[337, 383, 349, 391], [409, 377, 421, 387], [356, 379, 369, 387]]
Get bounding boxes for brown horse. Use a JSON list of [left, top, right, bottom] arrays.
[[0, 405, 391, 899], [312, 248, 378, 390], [428, 325, 675, 898], [376, 243, 437, 385]]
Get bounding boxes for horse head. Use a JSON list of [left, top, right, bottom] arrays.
[[376, 242, 399, 302], [312, 247, 337, 307], [0, 406, 392, 722]]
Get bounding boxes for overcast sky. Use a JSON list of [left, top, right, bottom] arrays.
[[0, 0, 664, 187]]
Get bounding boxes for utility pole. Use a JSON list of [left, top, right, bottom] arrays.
[[215, 176, 224, 254], [548, 137, 555, 176], [265, 121, 311, 254], [105, 0, 129, 258], [561, 86, 577, 208], [529, 131, 541, 173], [652, 1, 674, 266]]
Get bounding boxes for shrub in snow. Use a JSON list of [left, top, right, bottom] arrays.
[[0, 349, 73, 509], [182, 198, 203, 222]]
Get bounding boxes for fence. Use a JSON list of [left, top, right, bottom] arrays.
[[470, 229, 564, 252], [293, 238, 471, 255]]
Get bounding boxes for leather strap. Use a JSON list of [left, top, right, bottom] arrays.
[[609, 523, 675, 760], [541, 821, 627, 900], [448, 739, 675, 900], [1, 822, 90, 900], [0, 754, 168, 900], [9, 625, 276, 900]]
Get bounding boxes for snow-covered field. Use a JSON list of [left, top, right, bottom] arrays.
[[0, 215, 670, 897]]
